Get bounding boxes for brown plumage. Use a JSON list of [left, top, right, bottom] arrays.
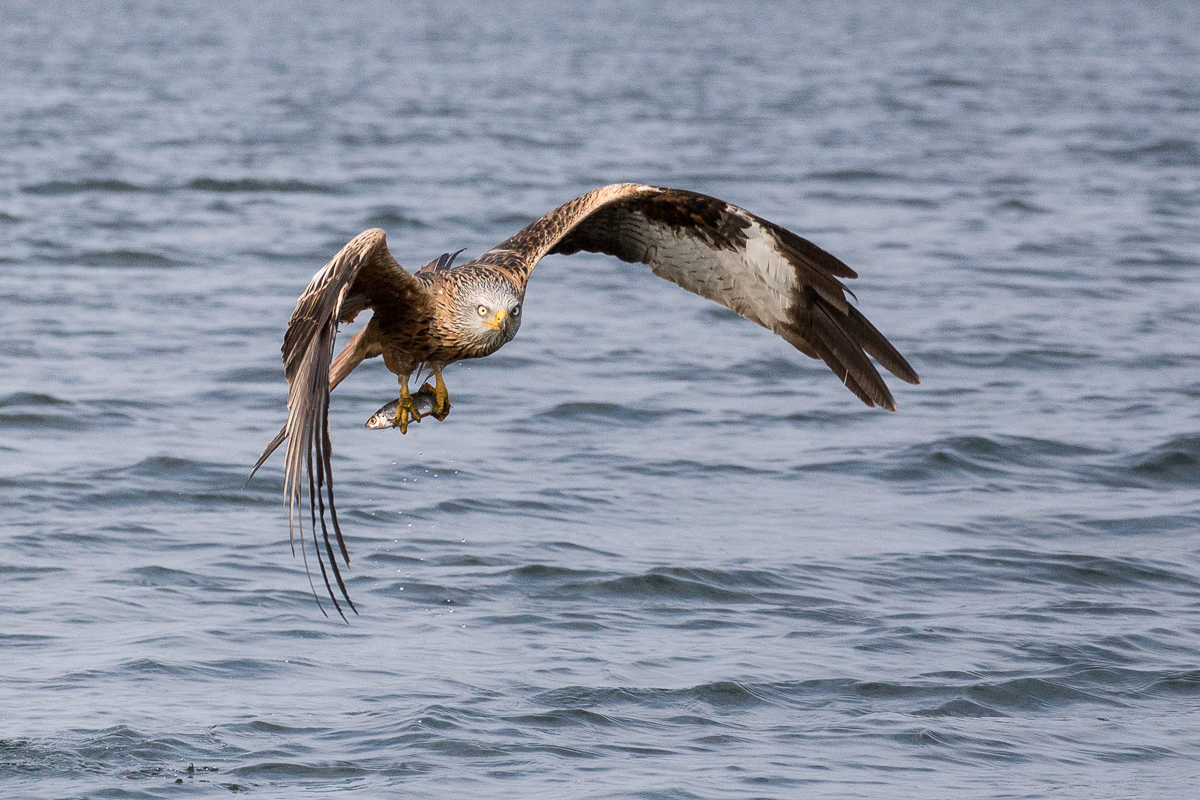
[[249, 183, 920, 617]]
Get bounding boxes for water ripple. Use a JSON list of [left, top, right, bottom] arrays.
[[4, 1, 1200, 797]]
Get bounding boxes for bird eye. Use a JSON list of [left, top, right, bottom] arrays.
[[511, 305, 521, 317], [477, 305, 488, 316]]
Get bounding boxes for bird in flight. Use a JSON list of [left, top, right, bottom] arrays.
[[249, 183, 920, 618]]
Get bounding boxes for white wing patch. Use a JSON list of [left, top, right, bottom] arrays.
[[641, 209, 795, 334]]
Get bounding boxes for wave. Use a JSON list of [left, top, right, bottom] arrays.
[[186, 177, 340, 194], [532, 667, 1200, 718], [803, 168, 906, 183], [20, 179, 159, 195], [793, 433, 1200, 492], [1101, 138, 1200, 167], [69, 249, 182, 268], [0, 392, 134, 431], [1121, 435, 1200, 486], [363, 207, 432, 229]]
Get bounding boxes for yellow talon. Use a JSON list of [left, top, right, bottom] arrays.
[[392, 387, 422, 434], [432, 371, 451, 421]]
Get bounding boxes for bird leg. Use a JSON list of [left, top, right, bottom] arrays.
[[392, 376, 422, 434], [431, 369, 451, 421]]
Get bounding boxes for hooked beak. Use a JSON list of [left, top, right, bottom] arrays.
[[482, 309, 509, 332]]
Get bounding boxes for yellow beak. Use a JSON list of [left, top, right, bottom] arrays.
[[483, 309, 509, 331]]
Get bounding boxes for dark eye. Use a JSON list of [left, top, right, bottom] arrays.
[[477, 305, 488, 316], [511, 305, 521, 317]]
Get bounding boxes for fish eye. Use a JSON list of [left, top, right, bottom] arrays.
[[477, 305, 488, 316]]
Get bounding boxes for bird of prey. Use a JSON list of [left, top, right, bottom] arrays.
[[249, 183, 920, 617]]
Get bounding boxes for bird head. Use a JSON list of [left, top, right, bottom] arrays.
[[455, 277, 523, 351]]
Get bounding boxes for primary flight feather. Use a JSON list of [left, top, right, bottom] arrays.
[[249, 183, 920, 617]]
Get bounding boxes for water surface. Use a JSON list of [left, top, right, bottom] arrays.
[[2, 1, 1199, 797]]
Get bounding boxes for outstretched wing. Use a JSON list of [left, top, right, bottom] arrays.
[[249, 228, 429, 619], [471, 183, 919, 410]]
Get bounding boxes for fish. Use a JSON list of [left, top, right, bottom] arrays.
[[365, 383, 438, 429]]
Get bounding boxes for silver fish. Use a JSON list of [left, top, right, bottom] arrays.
[[365, 383, 437, 430]]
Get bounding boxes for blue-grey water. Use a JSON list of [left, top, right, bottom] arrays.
[[3, 1, 1199, 797]]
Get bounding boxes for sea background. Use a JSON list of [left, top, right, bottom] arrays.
[[2, 1, 1199, 797]]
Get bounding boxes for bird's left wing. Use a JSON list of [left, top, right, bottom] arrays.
[[471, 183, 918, 410], [249, 228, 428, 618]]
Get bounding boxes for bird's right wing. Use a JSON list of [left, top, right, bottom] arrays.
[[249, 228, 429, 618]]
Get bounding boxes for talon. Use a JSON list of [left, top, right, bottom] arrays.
[[392, 386, 422, 434], [432, 371, 451, 421]]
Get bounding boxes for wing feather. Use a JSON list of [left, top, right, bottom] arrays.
[[249, 228, 427, 618], [472, 183, 918, 408]]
